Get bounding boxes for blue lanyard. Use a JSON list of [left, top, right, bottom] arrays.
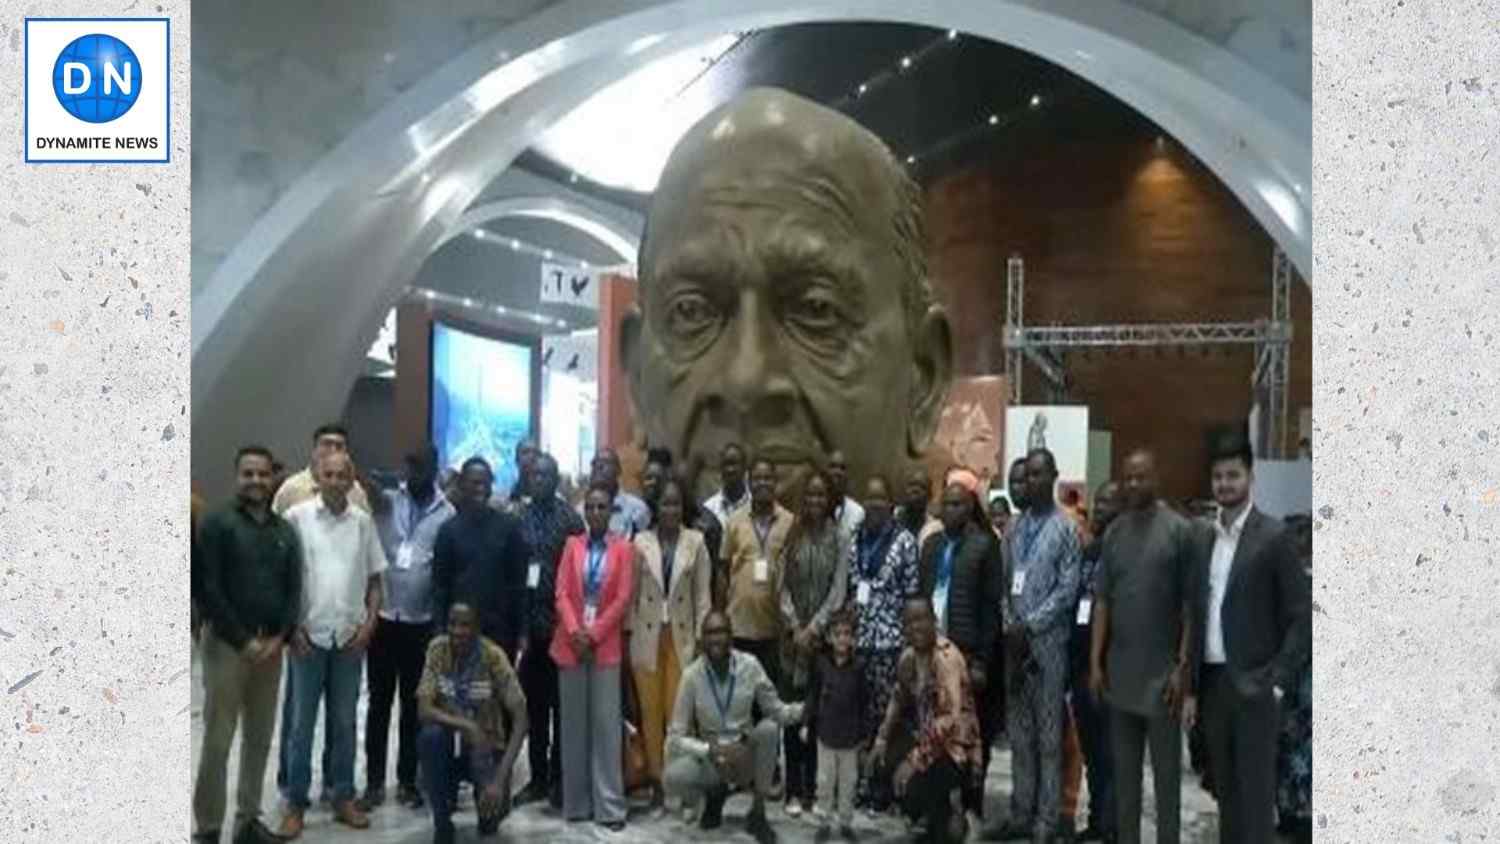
[[751, 515, 773, 557], [1019, 516, 1047, 564], [707, 657, 737, 722], [858, 523, 894, 579], [585, 543, 607, 600], [937, 537, 957, 588]]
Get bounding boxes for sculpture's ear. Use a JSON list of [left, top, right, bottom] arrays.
[[907, 302, 954, 458], [619, 304, 645, 423]]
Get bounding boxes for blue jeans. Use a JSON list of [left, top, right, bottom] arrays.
[[420, 724, 499, 832], [284, 644, 363, 807]]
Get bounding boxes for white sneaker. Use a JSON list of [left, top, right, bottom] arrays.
[[787, 802, 803, 818]]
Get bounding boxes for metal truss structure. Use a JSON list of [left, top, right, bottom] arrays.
[[1003, 247, 1294, 457]]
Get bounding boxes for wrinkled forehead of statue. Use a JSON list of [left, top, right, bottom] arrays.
[[647, 88, 902, 254]]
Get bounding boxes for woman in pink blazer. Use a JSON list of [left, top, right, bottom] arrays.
[[550, 484, 636, 830]]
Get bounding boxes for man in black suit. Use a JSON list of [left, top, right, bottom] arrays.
[[1187, 436, 1311, 844]]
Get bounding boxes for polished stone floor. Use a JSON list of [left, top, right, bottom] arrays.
[[189, 642, 1230, 843]]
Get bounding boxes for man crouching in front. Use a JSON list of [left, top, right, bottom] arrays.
[[416, 602, 527, 844], [664, 611, 804, 844]]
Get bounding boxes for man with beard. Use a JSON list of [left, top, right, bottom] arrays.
[[193, 446, 301, 844], [1191, 437, 1310, 844]]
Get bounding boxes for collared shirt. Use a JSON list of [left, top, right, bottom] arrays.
[[416, 634, 527, 747], [703, 484, 751, 528], [431, 506, 531, 648], [884, 637, 982, 774], [376, 483, 455, 624], [668, 650, 803, 760], [284, 498, 388, 649], [519, 495, 586, 642], [196, 501, 303, 649], [834, 496, 865, 545], [577, 490, 652, 539], [1205, 501, 1252, 664], [851, 526, 919, 652], [1005, 507, 1082, 637], [720, 503, 796, 640], [271, 466, 370, 516]]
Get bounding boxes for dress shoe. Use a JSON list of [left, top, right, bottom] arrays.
[[192, 831, 219, 844], [356, 785, 385, 811], [700, 787, 728, 830], [333, 800, 371, 829], [397, 782, 425, 809], [840, 824, 859, 842], [232, 819, 282, 844], [276, 809, 304, 841], [747, 806, 779, 844]]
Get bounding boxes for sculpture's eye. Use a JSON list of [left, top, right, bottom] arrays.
[[665, 291, 719, 337], [785, 286, 843, 332]]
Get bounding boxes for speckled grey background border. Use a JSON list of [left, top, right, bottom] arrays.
[[1314, 0, 1500, 839], [0, 1, 189, 840]]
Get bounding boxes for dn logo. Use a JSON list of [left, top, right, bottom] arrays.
[[51, 33, 141, 123]]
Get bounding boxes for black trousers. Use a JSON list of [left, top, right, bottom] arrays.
[[365, 618, 429, 789], [963, 644, 1004, 817], [518, 642, 562, 789], [1202, 665, 1278, 844], [734, 637, 781, 689], [784, 721, 818, 803]]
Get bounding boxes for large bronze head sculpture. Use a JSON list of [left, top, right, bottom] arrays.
[[622, 88, 954, 499]]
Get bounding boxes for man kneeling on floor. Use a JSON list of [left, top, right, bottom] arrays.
[[665, 611, 804, 844], [871, 597, 983, 844], [416, 602, 528, 844]]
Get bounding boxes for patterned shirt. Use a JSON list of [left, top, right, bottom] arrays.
[[416, 635, 528, 746], [520, 496, 586, 642], [883, 637, 981, 774], [851, 524, 919, 652], [1004, 507, 1082, 637]]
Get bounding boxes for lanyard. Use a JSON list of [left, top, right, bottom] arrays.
[[707, 657, 737, 722], [937, 536, 958, 587], [585, 543, 607, 600], [751, 514, 774, 557], [858, 523, 894, 579], [1019, 516, 1047, 564]]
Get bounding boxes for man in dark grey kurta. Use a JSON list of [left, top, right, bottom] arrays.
[[1089, 451, 1197, 844]]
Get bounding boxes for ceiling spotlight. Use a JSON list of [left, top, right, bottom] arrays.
[[544, 250, 553, 259], [558, 319, 570, 329], [420, 172, 431, 184], [569, 173, 579, 183], [947, 29, 958, 40], [462, 297, 474, 308], [858, 83, 868, 96], [900, 56, 912, 69], [510, 239, 521, 251], [423, 289, 436, 299], [988, 114, 998, 125], [473, 229, 486, 239], [496, 305, 508, 314], [905, 155, 916, 165], [1029, 94, 1042, 108], [580, 260, 590, 269]]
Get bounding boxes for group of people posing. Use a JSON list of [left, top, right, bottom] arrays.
[[191, 424, 1309, 844]]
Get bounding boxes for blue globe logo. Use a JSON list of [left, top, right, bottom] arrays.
[[51, 34, 142, 123]]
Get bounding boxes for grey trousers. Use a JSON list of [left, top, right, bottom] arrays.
[[193, 631, 282, 835], [1110, 707, 1182, 844], [1202, 667, 1278, 844], [1007, 636, 1069, 834], [664, 719, 781, 805], [816, 743, 860, 825], [558, 663, 626, 823]]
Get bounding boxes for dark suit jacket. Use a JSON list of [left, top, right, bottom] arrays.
[[1191, 507, 1311, 697], [916, 524, 1004, 662]]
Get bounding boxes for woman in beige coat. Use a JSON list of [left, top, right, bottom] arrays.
[[628, 475, 713, 813]]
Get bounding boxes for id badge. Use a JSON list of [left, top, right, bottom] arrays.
[[1011, 570, 1026, 597], [394, 544, 414, 571], [753, 557, 769, 584], [856, 581, 872, 606], [583, 603, 597, 626], [1076, 597, 1093, 626], [527, 563, 540, 589], [661, 601, 671, 624]]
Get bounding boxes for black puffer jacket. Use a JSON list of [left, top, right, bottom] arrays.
[[916, 523, 1004, 662]]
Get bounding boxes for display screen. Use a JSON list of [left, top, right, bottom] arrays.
[[430, 321, 535, 497]]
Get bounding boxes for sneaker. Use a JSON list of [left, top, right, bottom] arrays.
[[356, 785, 385, 812], [397, 782, 425, 809], [787, 801, 803, 818]]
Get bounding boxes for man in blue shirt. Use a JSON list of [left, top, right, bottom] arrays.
[[582, 448, 650, 539], [360, 445, 454, 811]]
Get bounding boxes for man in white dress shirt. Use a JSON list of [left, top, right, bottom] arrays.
[[277, 452, 388, 839]]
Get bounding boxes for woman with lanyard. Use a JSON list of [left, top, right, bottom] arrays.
[[917, 469, 1005, 829], [776, 468, 851, 817], [551, 483, 636, 831], [628, 475, 713, 816], [848, 474, 920, 814]]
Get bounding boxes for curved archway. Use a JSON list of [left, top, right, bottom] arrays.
[[191, 0, 1310, 492], [444, 196, 640, 263]]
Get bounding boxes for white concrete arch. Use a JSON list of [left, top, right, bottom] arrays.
[[444, 196, 641, 263], [191, 0, 1311, 493]]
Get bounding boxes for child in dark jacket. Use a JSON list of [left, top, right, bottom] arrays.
[[802, 610, 867, 841]]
